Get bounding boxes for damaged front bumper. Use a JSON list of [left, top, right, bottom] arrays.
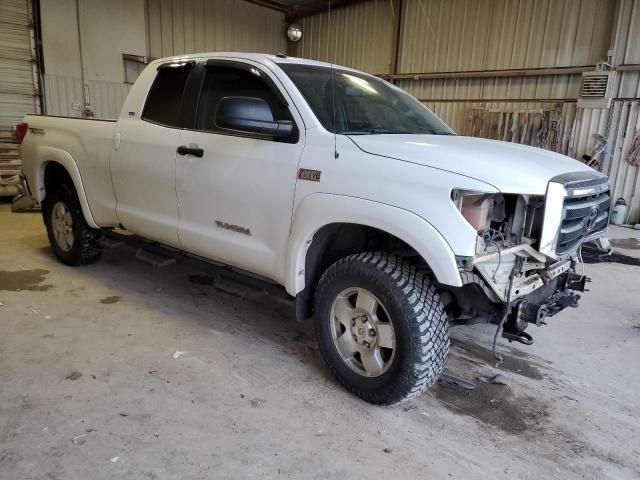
[[470, 243, 589, 345]]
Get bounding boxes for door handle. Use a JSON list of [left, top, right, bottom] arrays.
[[177, 145, 204, 157]]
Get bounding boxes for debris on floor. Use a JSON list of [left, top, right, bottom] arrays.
[[481, 373, 510, 385], [172, 350, 186, 359], [438, 372, 476, 390], [72, 434, 87, 446], [109, 456, 119, 463]]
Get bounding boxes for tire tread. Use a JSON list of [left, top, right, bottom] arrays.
[[314, 252, 449, 405]]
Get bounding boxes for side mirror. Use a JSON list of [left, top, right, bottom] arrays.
[[215, 96, 295, 141]]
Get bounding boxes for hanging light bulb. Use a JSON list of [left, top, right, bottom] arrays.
[[287, 24, 303, 42]]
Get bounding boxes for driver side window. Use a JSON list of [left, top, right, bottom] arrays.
[[195, 65, 292, 134]]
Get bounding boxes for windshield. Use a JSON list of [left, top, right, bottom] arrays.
[[278, 63, 454, 135]]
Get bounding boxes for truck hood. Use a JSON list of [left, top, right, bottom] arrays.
[[348, 134, 596, 195]]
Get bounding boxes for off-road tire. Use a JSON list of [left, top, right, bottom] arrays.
[[43, 184, 102, 266], [314, 252, 449, 405]]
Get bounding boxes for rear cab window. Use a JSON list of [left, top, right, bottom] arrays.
[[142, 62, 193, 128]]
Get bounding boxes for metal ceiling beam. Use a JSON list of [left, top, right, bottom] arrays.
[[243, 0, 289, 14], [286, 0, 371, 22]]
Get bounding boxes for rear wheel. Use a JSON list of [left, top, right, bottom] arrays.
[[44, 184, 102, 266], [314, 252, 449, 405]]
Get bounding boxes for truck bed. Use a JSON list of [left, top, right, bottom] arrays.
[[20, 114, 119, 225]]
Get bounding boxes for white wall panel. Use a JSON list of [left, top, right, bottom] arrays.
[[40, 0, 146, 82], [147, 0, 286, 59]]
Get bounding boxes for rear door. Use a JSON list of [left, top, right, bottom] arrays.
[[110, 62, 193, 248], [175, 60, 305, 283]]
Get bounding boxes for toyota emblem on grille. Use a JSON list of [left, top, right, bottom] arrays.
[[584, 206, 599, 232]]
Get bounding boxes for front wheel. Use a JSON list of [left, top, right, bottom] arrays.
[[314, 252, 449, 405], [44, 184, 102, 266]]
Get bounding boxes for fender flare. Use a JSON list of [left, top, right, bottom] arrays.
[[33, 146, 99, 229], [284, 193, 462, 296]]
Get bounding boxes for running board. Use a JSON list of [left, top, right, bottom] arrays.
[[135, 248, 176, 267], [99, 236, 124, 249], [102, 230, 291, 301]]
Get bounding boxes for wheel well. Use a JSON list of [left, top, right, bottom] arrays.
[[296, 223, 424, 320], [43, 162, 74, 200]]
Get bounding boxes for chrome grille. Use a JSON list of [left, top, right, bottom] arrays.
[[556, 178, 610, 256]]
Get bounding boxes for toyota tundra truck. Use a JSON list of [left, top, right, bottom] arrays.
[[17, 52, 610, 405]]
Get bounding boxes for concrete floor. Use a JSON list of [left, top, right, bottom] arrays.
[[1, 202, 639, 480]]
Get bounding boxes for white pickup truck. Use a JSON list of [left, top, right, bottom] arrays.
[[18, 52, 609, 405]]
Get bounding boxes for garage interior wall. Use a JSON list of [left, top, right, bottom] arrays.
[[606, 0, 640, 223], [0, 0, 40, 127], [295, 0, 640, 222], [146, 0, 286, 59], [40, 0, 287, 120], [297, 0, 615, 151], [40, 0, 147, 119]]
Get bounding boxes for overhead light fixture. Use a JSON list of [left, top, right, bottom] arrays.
[[287, 24, 303, 42]]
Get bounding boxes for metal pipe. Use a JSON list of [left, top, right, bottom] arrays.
[[75, 0, 88, 111], [617, 64, 640, 72], [415, 98, 577, 103], [390, 0, 404, 79], [380, 65, 596, 81]]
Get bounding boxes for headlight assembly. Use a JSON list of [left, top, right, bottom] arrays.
[[451, 189, 505, 232]]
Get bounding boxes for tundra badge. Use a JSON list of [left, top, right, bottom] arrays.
[[215, 220, 251, 236]]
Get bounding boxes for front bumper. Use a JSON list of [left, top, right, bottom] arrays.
[[473, 243, 574, 303], [501, 268, 585, 345]]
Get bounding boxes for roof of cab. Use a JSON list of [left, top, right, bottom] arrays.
[[148, 52, 355, 71]]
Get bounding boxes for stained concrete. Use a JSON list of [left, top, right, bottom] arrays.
[[1, 203, 639, 479]]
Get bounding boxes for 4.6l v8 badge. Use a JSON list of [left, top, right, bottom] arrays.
[[298, 169, 321, 182]]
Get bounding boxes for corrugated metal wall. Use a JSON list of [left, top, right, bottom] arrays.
[[607, 101, 640, 223], [401, 0, 614, 73], [297, 0, 396, 74], [297, 0, 617, 160], [147, 0, 286, 59], [606, 1, 640, 222], [43, 75, 131, 120], [0, 0, 40, 127]]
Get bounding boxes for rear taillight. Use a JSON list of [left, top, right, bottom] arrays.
[[15, 122, 28, 144]]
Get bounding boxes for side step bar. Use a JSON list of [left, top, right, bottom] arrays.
[[102, 230, 292, 301], [135, 248, 176, 267]]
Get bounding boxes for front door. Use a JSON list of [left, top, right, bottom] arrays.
[[176, 60, 305, 283], [110, 62, 193, 248]]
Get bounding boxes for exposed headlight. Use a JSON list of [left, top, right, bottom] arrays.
[[451, 189, 505, 232]]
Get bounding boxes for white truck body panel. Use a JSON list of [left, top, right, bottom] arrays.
[[19, 116, 117, 227]]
